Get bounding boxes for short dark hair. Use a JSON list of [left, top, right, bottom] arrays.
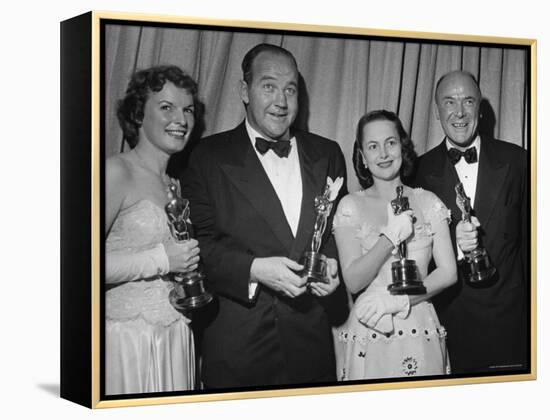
[[352, 110, 417, 189], [434, 70, 480, 101], [116, 65, 201, 149], [241, 43, 298, 85]]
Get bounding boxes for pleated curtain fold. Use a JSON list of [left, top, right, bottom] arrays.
[[105, 24, 527, 192]]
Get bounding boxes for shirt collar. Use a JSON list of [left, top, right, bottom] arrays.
[[245, 119, 296, 149], [445, 135, 481, 154]]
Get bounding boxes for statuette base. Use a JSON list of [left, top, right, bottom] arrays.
[[300, 251, 329, 284], [388, 259, 426, 295]]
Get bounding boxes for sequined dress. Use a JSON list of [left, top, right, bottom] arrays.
[[334, 187, 451, 380], [105, 200, 195, 395]]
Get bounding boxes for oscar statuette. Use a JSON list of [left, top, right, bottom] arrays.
[[387, 186, 426, 295], [455, 182, 496, 283], [165, 182, 213, 310], [300, 177, 343, 284]]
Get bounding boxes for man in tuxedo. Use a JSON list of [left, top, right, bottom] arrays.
[[414, 70, 528, 374], [182, 44, 347, 388]]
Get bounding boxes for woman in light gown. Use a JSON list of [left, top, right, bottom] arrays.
[[334, 110, 457, 380], [105, 65, 201, 395]]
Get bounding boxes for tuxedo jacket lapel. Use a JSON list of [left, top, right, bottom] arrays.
[[425, 141, 462, 223], [289, 134, 327, 261], [220, 124, 294, 251], [473, 137, 510, 228], [424, 138, 510, 229]]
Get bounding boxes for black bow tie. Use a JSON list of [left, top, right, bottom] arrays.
[[447, 147, 478, 165], [255, 137, 291, 158]]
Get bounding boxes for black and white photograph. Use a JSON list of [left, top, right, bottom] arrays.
[[91, 13, 534, 405], [7, 0, 550, 418]]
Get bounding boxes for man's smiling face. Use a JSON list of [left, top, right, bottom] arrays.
[[435, 71, 481, 148], [240, 51, 299, 141]]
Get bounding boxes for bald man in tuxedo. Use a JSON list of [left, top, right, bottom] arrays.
[[183, 43, 347, 388], [414, 70, 528, 374]]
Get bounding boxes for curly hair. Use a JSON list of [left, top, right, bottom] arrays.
[[116, 65, 202, 149], [352, 110, 417, 189]]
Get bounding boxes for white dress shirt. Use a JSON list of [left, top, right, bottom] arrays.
[[446, 135, 480, 208], [246, 120, 303, 235], [245, 120, 303, 298], [446, 135, 481, 260]]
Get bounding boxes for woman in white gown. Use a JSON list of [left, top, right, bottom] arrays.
[[334, 110, 457, 380], [105, 65, 201, 395]]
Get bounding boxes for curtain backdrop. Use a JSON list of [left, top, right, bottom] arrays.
[[105, 24, 528, 192]]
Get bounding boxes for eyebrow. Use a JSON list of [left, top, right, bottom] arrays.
[[157, 100, 194, 108], [258, 75, 298, 85], [258, 75, 276, 82], [366, 136, 397, 144]]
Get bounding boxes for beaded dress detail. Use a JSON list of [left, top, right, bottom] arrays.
[[105, 199, 195, 394]]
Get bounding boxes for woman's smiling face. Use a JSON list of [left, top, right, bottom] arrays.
[[139, 81, 195, 155], [361, 119, 403, 183]]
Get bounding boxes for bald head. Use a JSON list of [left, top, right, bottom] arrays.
[[435, 70, 481, 100], [434, 70, 482, 148]]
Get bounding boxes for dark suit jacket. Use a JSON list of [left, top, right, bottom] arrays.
[[182, 122, 347, 389], [414, 137, 528, 374]]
